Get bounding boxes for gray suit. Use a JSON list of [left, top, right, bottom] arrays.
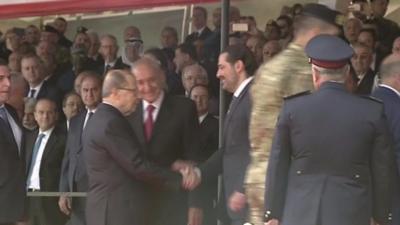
[[265, 82, 394, 225], [200, 80, 252, 225], [59, 110, 88, 225]]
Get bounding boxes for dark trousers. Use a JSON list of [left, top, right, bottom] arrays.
[[28, 198, 48, 225]]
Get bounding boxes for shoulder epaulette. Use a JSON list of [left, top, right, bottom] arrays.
[[360, 95, 383, 104], [284, 90, 311, 100]]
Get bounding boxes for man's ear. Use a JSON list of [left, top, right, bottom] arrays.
[[234, 60, 245, 73]]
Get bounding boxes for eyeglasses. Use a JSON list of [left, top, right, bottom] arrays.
[[118, 87, 136, 93]]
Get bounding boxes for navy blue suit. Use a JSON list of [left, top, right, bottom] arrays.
[[265, 82, 394, 225]]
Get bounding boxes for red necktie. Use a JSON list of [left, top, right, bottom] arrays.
[[144, 105, 155, 141]]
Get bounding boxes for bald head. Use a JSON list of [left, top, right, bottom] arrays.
[[379, 54, 400, 88], [103, 70, 139, 116]]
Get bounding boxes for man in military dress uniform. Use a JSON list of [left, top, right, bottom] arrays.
[[245, 4, 344, 224], [264, 34, 394, 225]]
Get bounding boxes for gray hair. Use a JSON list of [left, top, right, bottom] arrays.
[[102, 70, 131, 97], [312, 64, 349, 82]]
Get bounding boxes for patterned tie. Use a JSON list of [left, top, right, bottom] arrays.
[[29, 89, 36, 98], [27, 133, 46, 180], [144, 105, 155, 142]]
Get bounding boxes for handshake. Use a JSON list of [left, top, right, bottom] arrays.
[[171, 160, 202, 190]]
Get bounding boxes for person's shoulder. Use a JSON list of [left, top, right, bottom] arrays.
[[283, 90, 312, 101]]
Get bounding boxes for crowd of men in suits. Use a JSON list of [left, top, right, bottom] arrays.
[[1, 1, 400, 225]]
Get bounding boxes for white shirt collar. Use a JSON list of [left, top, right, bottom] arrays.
[[39, 126, 55, 136], [233, 77, 253, 98], [30, 80, 44, 92], [379, 84, 400, 97], [142, 91, 164, 111], [105, 59, 117, 68], [196, 26, 206, 35], [199, 113, 208, 123]]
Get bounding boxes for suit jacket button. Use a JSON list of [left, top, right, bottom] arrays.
[[296, 170, 302, 175]]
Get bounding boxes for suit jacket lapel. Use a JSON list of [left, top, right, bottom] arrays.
[[26, 130, 39, 172], [151, 96, 171, 139], [130, 102, 147, 147], [225, 81, 252, 125], [42, 129, 57, 164], [76, 110, 88, 153]]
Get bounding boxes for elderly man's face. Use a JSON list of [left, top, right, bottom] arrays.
[[351, 46, 373, 75], [132, 63, 164, 103]]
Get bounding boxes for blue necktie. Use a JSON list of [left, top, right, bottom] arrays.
[[27, 133, 46, 180]]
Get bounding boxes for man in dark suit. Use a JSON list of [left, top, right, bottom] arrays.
[[20, 54, 62, 104], [189, 84, 218, 225], [0, 63, 25, 225], [264, 35, 394, 225], [59, 73, 102, 225], [97, 34, 128, 76], [189, 45, 257, 225], [25, 98, 67, 225], [351, 42, 376, 95], [372, 54, 400, 225], [185, 6, 212, 45], [127, 58, 202, 225], [83, 69, 189, 225]]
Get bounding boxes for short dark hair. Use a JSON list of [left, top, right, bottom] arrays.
[[162, 26, 178, 40], [177, 43, 198, 61], [55, 17, 67, 23], [221, 44, 257, 76], [189, 84, 210, 99], [277, 15, 293, 27], [194, 6, 208, 19], [62, 91, 81, 107]]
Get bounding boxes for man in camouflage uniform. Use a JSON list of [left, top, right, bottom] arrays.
[[244, 4, 343, 225]]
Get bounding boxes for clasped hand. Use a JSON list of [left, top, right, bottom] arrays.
[[171, 160, 201, 190]]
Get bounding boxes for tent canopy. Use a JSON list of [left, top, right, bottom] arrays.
[[0, 0, 217, 19]]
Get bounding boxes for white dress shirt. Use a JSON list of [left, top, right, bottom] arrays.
[[27, 127, 55, 190], [83, 108, 97, 128], [142, 91, 164, 123], [233, 77, 253, 97], [28, 81, 44, 99]]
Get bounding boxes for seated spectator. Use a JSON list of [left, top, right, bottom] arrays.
[[262, 40, 282, 63], [97, 34, 127, 76], [351, 42, 376, 94], [392, 36, 400, 55], [22, 98, 38, 131], [357, 28, 387, 71], [369, 0, 400, 54], [8, 51, 22, 73], [24, 25, 41, 46], [276, 15, 293, 48], [87, 30, 103, 66], [344, 18, 363, 45], [53, 17, 73, 49], [21, 53, 62, 104], [264, 20, 281, 41], [182, 63, 209, 96], [172, 43, 198, 94], [160, 26, 179, 62], [189, 84, 219, 225], [122, 26, 142, 66], [246, 35, 266, 66], [185, 6, 212, 44], [61, 91, 83, 131]]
